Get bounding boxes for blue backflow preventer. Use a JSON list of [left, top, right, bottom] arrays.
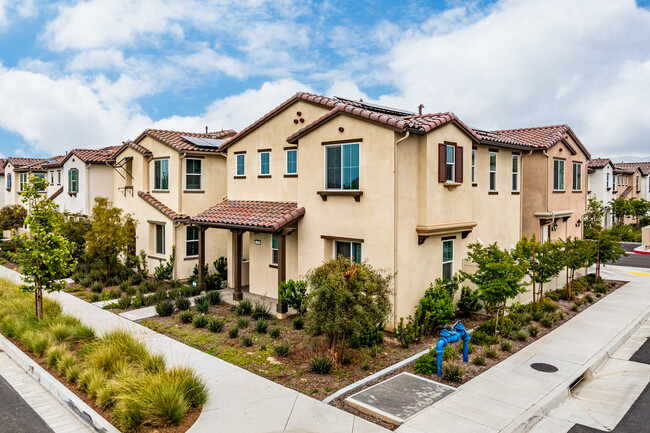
[[435, 322, 470, 377]]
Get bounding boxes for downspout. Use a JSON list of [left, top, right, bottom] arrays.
[[521, 150, 533, 240], [85, 163, 91, 214], [176, 153, 187, 280], [393, 131, 410, 328], [542, 150, 554, 240]]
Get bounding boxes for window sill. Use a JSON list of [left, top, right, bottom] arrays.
[[488, 191, 498, 195], [258, 175, 271, 178], [152, 189, 170, 193], [184, 255, 199, 261], [553, 190, 566, 194], [607, 187, 611, 191], [284, 174, 298, 178], [269, 263, 278, 269], [68, 192, 77, 197], [183, 190, 204, 194], [317, 190, 363, 202], [471, 183, 477, 187], [511, 191, 520, 195], [234, 175, 246, 179], [443, 181, 461, 191], [572, 190, 582, 193], [148, 254, 166, 260]]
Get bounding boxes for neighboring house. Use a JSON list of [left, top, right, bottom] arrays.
[[587, 158, 616, 228], [612, 163, 646, 225], [190, 92, 539, 324], [3, 157, 51, 206], [109, 129, 236, 279], [614, 162, 650, 202], [45, 146, 121, 215], [0, 159, 5, 208], [475, 125, 591, 242]]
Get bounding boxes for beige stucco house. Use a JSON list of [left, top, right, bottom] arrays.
[[109, 129, 236, 279], [190, 93, 543, 325], [587, 158, 617, 228], [3, 157, 53, 206]]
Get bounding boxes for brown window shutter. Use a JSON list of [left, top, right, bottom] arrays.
[[455, 146, 463, 183], [438, 143, 446, 183]]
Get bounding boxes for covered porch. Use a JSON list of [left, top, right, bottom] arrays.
[[190, 200, 305, 317]]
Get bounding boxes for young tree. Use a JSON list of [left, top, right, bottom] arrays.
[[629, 198, 650, 228], [460, 243, 528, 334], [610, 197, 632, 225], [13, 177, 76, 320], [84, 197, 137, 280], [584, 197, 605, 232], [590, 231, 625, 280], [59, 212, 92, 261], [305, 257, 392, 365], [563, 237, 595, 299], [514, 235, 565, 309]]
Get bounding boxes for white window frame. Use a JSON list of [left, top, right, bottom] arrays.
[[34, 173, 46, 192], [19, 173, 27, 192], [6, 173, 11, 190], [471, 149, 476, 184], [606, 173, 610, 189], [572, 162, 582, 192], [260, 151, 270, 175], [50, 171, 54, 185], [185, 159, 202, 190], [553, 159, 565, 191], [186, 226, 199, 258], [334, 240, 362, 263], [68, 168, 79, 193], [512, 154, 519, 192], [446, 144, 455, 182], [236, 154, 245, 176], [57, 170, 61, 185], [286, 149, 298, 175], [155, 224, 165, 255], [442, 239, 454, 281], [324, 142, 360, 191], [271, 235, 278, 265], [489, 152, 497, 192], [154, 159, 169, 191]]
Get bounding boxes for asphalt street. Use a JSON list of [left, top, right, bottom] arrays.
[[608, 242, 650, 269], [0, 374, 54, 433]]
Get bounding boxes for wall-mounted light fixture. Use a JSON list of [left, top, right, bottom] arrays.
[[575, 219, 581, 227], [552, 222, 558, 231], [255, 240, 261, 245]]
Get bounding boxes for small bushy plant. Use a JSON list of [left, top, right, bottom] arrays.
[[457, 286, 481, 317], [292, 316, 304, 330], [206, 290, 221, 306], [415, 278, 457, 335], [473, 355, 486, 366], [255, 318, 268, 334], [117, 294, 132, 309], [228, 327, 239, 338], [273, 342, 290, 357], [237, 317, 249, 328], [279, 279, 308, 314], [192, 314, 208, 328], [233, 298, 253, 315], [252, 302, 271, 320], [195, 296, 210, 314], [309, 354, 334, 374], [500, 339, 513, 352], [484, 346, 498, 359], [442, 345, 457, 361], [240, 336, 253, 347], [528, 325, 539, 337], [175, 297, 191, 311], [155, 300, 175, 317], [179, 311, 194, 324], [441, 362, 464, 382], [207, 317, 225, 333], [269, 327, 282, 340], [91, 281, 103, 293], [414, 350, 437, 375]]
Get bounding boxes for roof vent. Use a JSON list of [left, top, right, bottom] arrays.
[[418, 104, 425, 115], [205, 126, 208, 133]]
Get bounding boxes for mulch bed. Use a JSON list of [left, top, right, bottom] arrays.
[[2, 261, 21, 272]]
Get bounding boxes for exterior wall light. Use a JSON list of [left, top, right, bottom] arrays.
[[255, 240, 261, 245], [576, 219, 581, 227], [552, 222, 558, 231]]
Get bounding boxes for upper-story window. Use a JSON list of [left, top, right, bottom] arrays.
[[19, 173, 28, 192], [154, 159, 169, 190], [68, 169, 79, 193], [572, 162, 582, 191], [636, 176, 639, 191], [446, 144, 455, 181], [271, 235, 278, 265], [471, 149, 476, 184], [286, 149, 297, 175], [553, 159, 565, 191], [326, 142, 359, 190], [260, 152, 270, 175], [57, 170, 61, 185], [6, 173, 11, 190], [489, 152, 497, 191], [155, 224, 165, 255], [438, 143, 463, 183], [50, 171, 54, 185], [236, 154, 245, 176], [186, 159, 202, 190], [512, 154, 519, 192], [606, 173, 610, 189], [335, 240, 361, 263]]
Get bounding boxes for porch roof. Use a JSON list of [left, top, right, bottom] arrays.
[[191, 200, 305, 232]]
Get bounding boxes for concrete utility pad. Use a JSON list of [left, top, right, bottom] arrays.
[[345, 372, 455, 425]]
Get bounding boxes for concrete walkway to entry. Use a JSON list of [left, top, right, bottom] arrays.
[[397, 265, 650, 433]]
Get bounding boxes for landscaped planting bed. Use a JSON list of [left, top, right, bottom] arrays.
[[0, 278, 207, 433]]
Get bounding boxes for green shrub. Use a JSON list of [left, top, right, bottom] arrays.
[[484, 346, 498, 359], [441, 362, 464, 382], [594, 283, 608, 294], [145, 382, 188, 427], [473, 355, 486, 366], [341, 353, 353, 365], [269, 327, 282, 340], [515, 330, 529, 341], [151, 288, 168, 303], [240, 336, 253, 347], [358, 324, 384, 347], [237, 317, 249, 328], [153, 245, 175, 281], [292, 317, 304, 330], [457, 286, 481, 317], [274, 342, 290, 357], [175, 297, 191, 311], [131, 294, 143, 309], [179, 311, 193, 324], [500, 340, 513, 352], [442, 345, 457, 361], [207, 317, 225, 333], [194, 296, 210, 314], [394, 316, 421, 349], [206, 290, 221, 306], [255, 318, 268, 334], [44, 343, 68, 368], [233, 298, 253, 315], [540, 298, 559, 313], [192, 315, 208, 328], [139, 280, 156, 293], [540, 313, 556, 328], [89, 292, 100, 302], [117, 294, 132, 309], [309, 354, 334, 374], [414, 350, 437, 375], [90, 281, 103, 293], [571, 303, 579, 312], [278, 279, 308, 314], [228, 327, 239, 338], [155, 300, 175, 317], [470, 330, 498, 346], [585, 294, 594, 303], [415, 278, 456, 335], [528, 325, 539, 337], [252, 302, 271, 320]]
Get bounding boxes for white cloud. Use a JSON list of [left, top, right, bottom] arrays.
[[0, 0, 36, 27], [67, 49, 127, 71], [375, 0, 650, 156], [170, 46, 246, 79]]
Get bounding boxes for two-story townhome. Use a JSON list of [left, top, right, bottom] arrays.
[[44, 146, 121, 215], [190, 93, 533, 325], [586, 158, 616, 228], [475, 125, 591, 242], [3, 157, 52, 206], [0, 159, 5, 208], [109, 129, 236, 279], [614, 162, 650, 202]]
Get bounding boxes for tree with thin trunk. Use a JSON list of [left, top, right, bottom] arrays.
[[563, 237, 595, 300], [13, 177, 76, 320], [514, 235, 565, 309], [590, 231, 625, 280], [305, 257, 392, 365]]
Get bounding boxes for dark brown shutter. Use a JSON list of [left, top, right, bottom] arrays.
[[455, 146, 463, 183], [438, 143, 446, 183]]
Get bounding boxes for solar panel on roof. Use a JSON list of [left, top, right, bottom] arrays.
[[334, 96, 415, 116], [181, 135, 226, 149]]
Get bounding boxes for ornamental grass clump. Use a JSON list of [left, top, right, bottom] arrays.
[[179, 311, 193, 323], [206, 290, 221, 306], [274, 342, 290, 357], [237, 317, 249, 328], [192, 314, 208, 328], [441, 362, 464, 382], [233, 298, 253, 315], [252, 301, 271, 320], [500, 339, 513, 352], [207, 317, 225, 333], [309, 354, 334, 374], [194, 296, 210, 314], [175, 297, 191, 311], [155, 300, 175, 317], [255, 318, 268, 334]]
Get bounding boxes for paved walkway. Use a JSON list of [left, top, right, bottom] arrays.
[[0, 351, 92, 433]]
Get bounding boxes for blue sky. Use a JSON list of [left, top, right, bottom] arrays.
[[0, 0, 648, 159]]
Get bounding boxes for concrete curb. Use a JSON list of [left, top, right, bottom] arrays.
[[0, 333, 120, 433]]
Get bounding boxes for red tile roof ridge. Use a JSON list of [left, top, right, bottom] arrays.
[[136, 128, 236, 153], [191, 199, 305, 231], [47, 186, 63, 201], [137, 191, 188, 221], [614, 162, 650, 176], [587, 158, 613, 169]]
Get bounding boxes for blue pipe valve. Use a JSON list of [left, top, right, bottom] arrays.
[[434, 322, 470, 377]]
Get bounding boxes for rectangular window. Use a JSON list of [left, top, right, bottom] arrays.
[[19, 173, 27, 192], [57, 170, 61, 185], [260, 152, 270, 175], [606, 173, 610, 189], [271, 235, 278, 265], [6, 173, 11, 190], [326, 143, 359, 190], [154, 159, 169, 190], [471, 149, 476, 184], [155, 224, 165, 255], [236, 154, 245, 176], [636, 177, 639, 191], [335, 241, 362, 263], [50, 171, 54, 185], [553, 159, 565, 191], [186, 226, 199, 257], [442, 240, 454, 281], [512, 154, 519, 192], [446, 144, 455, 181], [489, 152, 497, 191], [34, 173, 46, 191], [186, 159, 202, 190], [68, 169, 79, 193], [572, 162, 582, 191], [286, 149, 297, 174]]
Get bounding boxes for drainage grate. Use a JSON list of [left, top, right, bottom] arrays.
[[530, 362, 559, 373]]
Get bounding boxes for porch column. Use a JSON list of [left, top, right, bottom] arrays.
[[198, 226, 206, 291], [232, 229, 243, 301], [276, 233, 288, 316]]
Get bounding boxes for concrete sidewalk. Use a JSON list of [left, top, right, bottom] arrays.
[[397, 265, 650, 433]]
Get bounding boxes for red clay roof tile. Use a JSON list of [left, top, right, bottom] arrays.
[[615, 162, 650, 176], [191, 200, 305, 232], [587, 158, 613, 169], [135, 129, 236, 153]]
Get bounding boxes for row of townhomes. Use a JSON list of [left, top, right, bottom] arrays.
[[10, 91, 640, 327]]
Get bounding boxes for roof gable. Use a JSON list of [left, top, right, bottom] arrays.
[[60, 146, 122, 166], [135, 129, 236, 154]]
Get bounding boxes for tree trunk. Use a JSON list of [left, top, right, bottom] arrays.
[[35, 288, 43, 321], [596, 232, 602, 281]]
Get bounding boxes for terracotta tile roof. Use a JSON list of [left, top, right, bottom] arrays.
[[615, 162, 650, 176], [0, 159, 4, 176], [620, 185, 633, 197], [47, 186, 63, 201], [61, 146, 122, 165], [191, 200, 305, 232], [475, 124, 591, 158], [137, 191, 188, 221], [587, 158, 613, 169], [613, 165, 637, 175], [42, 155, 66, 169], [4, 157, 49, 170], [135, 129, 236, 153]]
